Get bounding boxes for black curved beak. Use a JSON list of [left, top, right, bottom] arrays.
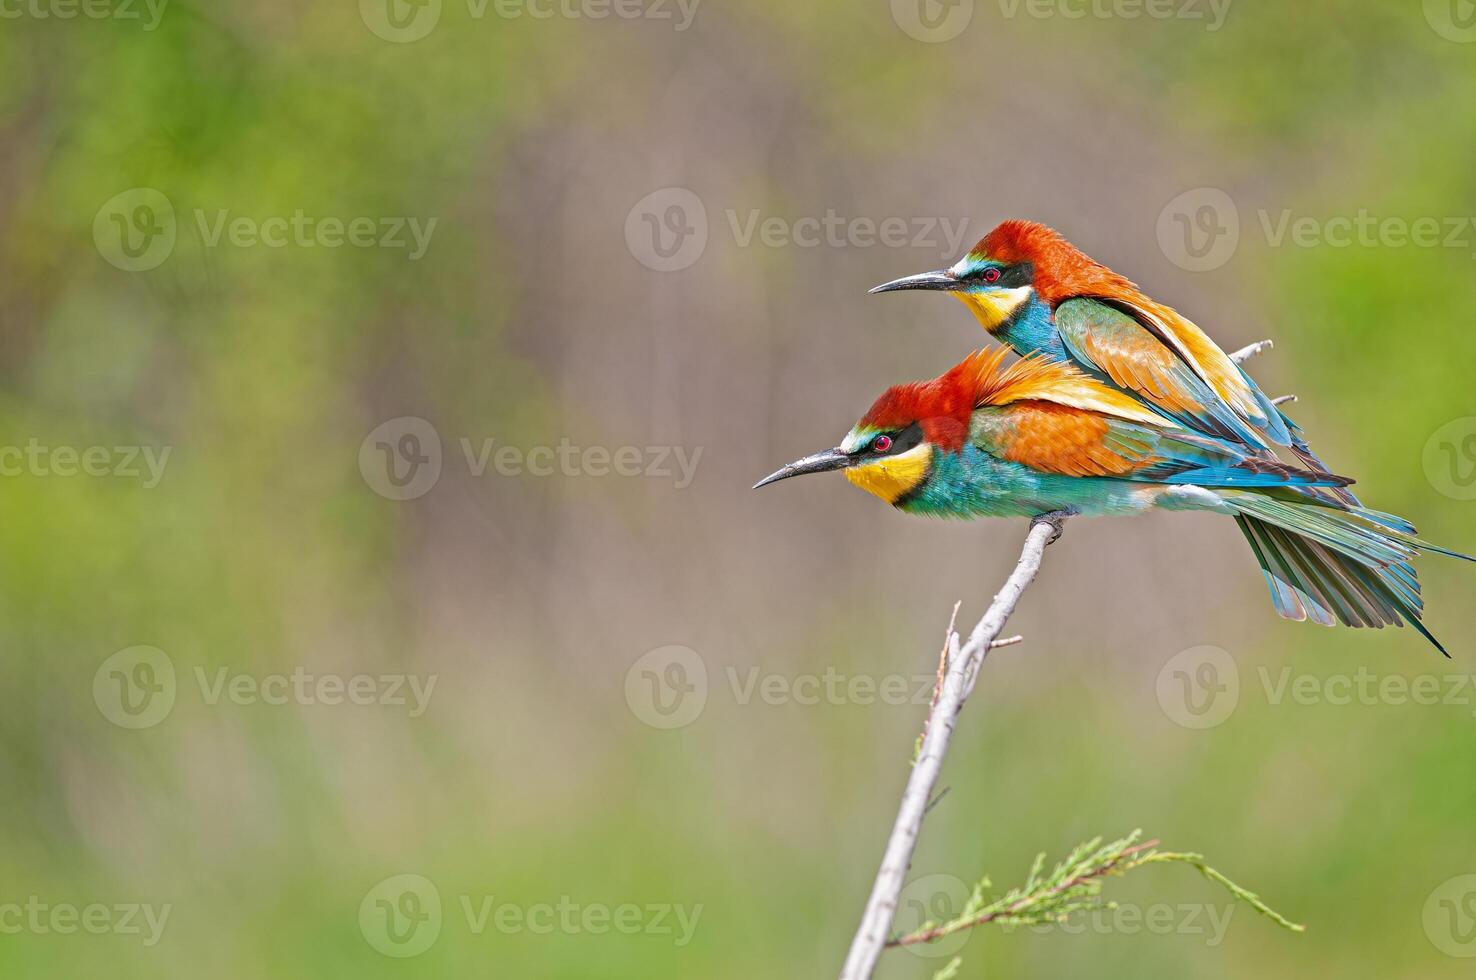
[[752, 448, 853, 490], [868, 270, 958, 294]]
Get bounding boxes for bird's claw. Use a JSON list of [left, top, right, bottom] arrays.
[[1031, 509, 1073, 544]]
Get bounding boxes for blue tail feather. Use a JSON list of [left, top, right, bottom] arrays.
[[1226, 492, 1469, 656]]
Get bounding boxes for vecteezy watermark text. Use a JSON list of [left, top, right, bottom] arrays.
[[724, 209, 971, 257], [193, 210, 436, 260], [1425, 0, 1476, 44], [1157, 646, 1476, 730], [892, 872, 1236, 959], [624, 187, 972, 272], [93, 646, 437, 730], [1425, 873, 1476, 958], [358, 874, 701, 958], [624, 645, 939, 729], [359, 0, 700, 43], [459, 438, 701, 486], [1000, 901, 1236, 945], [890, 0, 1231, 43], [1158, 188, 1476, 271], [1258, 210, 1476, 255], [0, 898, 170, 946], [93, 189, 436, 272], [0, 0, 167, 29], [0, 440, 170, 488], [358, 417, 703, 501], [996, 0, 1232, 30], [1424, 417, 1476, 501]]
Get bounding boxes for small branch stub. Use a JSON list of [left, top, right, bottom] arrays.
[[1229, 339, 1273, 364]]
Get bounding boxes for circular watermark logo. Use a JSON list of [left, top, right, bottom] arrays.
[[1425, 0, 1476, 43], [1422, 417, 1476, 501], [895, 873, 971, 957], [624, 188, 708, 272], [360, 873, 442, 957], [624, 645, 707, 729], [93, 645, 177, 730], [359, 416, 442, 501], [359, 0, 442, 42], [1424, 873, 1476, 957], [1156, 187, 1240, 272], [1156, 645, 1239, 729], [890, 0, 974, 42], [93, 188, 176, 272]]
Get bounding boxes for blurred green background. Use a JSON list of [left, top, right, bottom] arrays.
[[1, 0, 1474, 976]]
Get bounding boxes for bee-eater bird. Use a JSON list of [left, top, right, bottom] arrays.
[[869, 220, 1349, 498], [754, 348, 1470, 653]]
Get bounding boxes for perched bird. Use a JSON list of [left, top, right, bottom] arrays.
[[754, 348, 1470, 653], [869, 220, 1350, 498]]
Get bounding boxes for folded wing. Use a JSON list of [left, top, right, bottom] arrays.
[[1054, 297, 1291, 449], [966, 354, 1348, 489]]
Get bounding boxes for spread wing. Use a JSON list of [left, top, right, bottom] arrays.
[[1053, 298, 1290, 450]]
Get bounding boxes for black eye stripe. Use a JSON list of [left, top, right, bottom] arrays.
[[870, 423, 923, 457], [965, 262, 1033, 289]]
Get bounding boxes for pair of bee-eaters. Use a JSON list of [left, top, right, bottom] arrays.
[[756, 220, 1469, 653]]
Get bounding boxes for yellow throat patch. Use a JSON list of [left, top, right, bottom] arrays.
[[951, 285, 1032, 332], [844, 444, 932, 504]]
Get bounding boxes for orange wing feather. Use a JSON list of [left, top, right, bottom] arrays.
[[1076, 323, 1202, 416], [1105, 295, 1263, 420], [991, 402, 1149, 478], [967, 348, 1173, 427]]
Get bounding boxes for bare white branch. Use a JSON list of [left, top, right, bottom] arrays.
[[1229, 339, 1273, 364], [1230, 341, 1297, 406], [837, 512, 1069, 980]]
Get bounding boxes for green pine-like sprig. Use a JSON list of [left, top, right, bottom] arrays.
[[894, 829, 1304, 978]]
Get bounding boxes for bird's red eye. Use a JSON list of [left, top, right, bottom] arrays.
[[982, 267, 1002, 284], [873, 435, 893, 453]]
